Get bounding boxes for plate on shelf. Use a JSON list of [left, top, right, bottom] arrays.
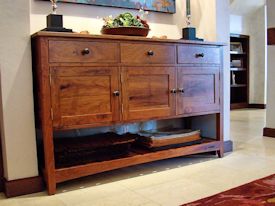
[[101, 27, 150, 37], [230, 42, 243, 53], [137, 129, 201, 149]]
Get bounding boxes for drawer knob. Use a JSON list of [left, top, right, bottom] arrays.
[[170, 89, 177, 94], [196, 53, 204, 58], [82, 48, 90, 55], [178, 88, 185, 93], [113, 91, 120, 97], [147, 50, 154, 56]]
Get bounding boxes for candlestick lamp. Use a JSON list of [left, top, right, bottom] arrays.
[[42, 0, 72, 32], [182, 0, 203, 41]]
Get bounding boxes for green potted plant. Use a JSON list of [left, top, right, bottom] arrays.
[[101, 12, 150, 37]]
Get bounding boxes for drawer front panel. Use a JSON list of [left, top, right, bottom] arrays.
[[178, 45, 220, 64], [121, 43, 176, 64], [49, 40, 119, 63]]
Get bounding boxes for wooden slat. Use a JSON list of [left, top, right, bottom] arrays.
[[55, 140, 221, 183], [33, 37, 56, 195], [32, 31, 227, 46], [54, 110, 221, 131]]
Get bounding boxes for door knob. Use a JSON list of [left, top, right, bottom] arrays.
[[147, 50, 154, 56], [170, 89, 177, 94], [178, 88, 185, 93], [82, 48, 90, 55], [113, 91, 120, 96], [195, 53, 204, 58]]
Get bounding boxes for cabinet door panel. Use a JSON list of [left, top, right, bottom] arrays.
[[51, 67, 120, 129], [60, 95, 111, 116], [177, 68, 220, 115], [122, 67, 176, 121]]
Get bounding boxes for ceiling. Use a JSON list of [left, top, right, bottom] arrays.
[[230, 0, 266, 16]]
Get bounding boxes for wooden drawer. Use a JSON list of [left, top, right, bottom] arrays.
[[49, 40, 119, 63], [178, 45, 220, 64], [121, 43, 176, 64]]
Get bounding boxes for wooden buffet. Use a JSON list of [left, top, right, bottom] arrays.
[[31, 32, 225, 195]]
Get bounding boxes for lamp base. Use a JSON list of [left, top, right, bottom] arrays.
[[181, 27, 203, 41], [43, 14, 73, 33], [47, 14, 63, 28], [42, 27, 73, 32]]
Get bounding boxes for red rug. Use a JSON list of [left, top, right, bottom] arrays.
[[183, 174, 275, 206]]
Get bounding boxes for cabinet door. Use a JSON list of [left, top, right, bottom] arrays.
[[177, 67, 220, 115], [50, 67, 120, 129], [122, 67, 176, 121]]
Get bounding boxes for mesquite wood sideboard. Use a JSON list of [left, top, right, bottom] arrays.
[[31, 32, 225, 195]]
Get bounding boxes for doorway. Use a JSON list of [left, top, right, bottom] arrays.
[[230, 0, 267, 109]]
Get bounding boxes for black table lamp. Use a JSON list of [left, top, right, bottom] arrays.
[[42, 0, 72, 32], [182, 0, 203, 41]]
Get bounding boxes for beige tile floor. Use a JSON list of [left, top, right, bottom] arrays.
[[1, 109, 275, 206]]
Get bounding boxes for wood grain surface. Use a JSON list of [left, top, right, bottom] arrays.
[[31, 32, 224, 195]]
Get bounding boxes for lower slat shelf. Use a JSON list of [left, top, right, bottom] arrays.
[[55, 139, 221, 183]]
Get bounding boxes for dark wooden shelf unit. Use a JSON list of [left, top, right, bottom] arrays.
[[31, 32, 225, 195], [230, 34, 249, 110]]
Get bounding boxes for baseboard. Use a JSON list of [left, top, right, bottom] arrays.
[[231, 103, 248, 110], [224, 140, 233, 153], [4, 176, 44, 197], [249, 104, 266, 109], [263, 127, 275, 138]]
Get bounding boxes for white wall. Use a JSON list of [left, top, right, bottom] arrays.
[[31, 0, 185, 38], [230, 14, 249, 34], [249, 6, 267, 104], [266, 0, 275, 128], [192, 0, 217, 41], [0, 0, 230, 180], [30, 0, 218, 41], [216, 0, 230, 142], [0, 0, 38, 180]]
